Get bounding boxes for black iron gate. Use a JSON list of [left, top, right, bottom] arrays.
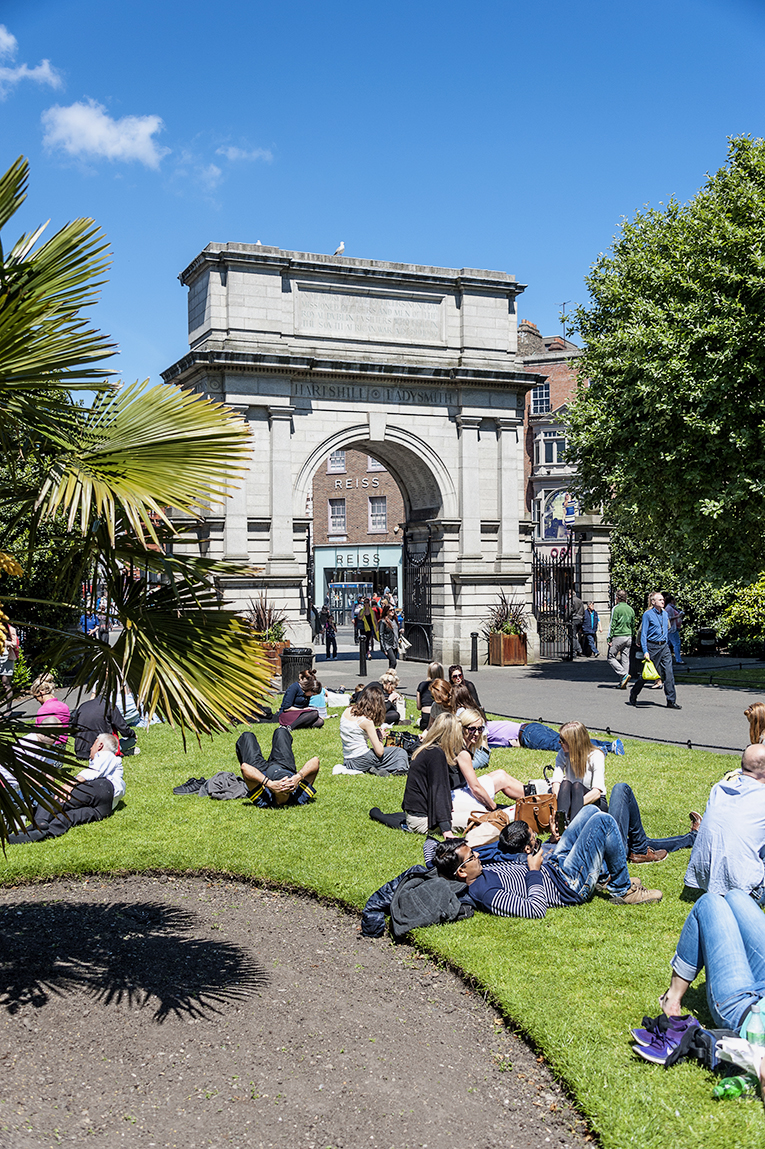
[[403, 524, 432, 662], [531, 534, 581, 659]]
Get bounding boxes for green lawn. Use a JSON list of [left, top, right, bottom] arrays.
[[1, 706, 761, 1149], [676, 666, 765, 692]]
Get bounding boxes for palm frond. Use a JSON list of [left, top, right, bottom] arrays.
[[36, 381, 252, 545]]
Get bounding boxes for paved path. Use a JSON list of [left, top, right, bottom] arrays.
[[310, 627, 760, 756]]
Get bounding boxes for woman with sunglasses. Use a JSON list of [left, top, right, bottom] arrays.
[[448, 664, 481, 708], [451, 708, 525, 830]]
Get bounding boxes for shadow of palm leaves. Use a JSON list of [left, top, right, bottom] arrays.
[[0, 899, 268, 1023]]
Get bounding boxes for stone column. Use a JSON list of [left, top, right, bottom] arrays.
[[268, 405, 296, 567], [496, 416, 522, 563], [223, 403, 250, 561], [573, 514, 612, 629], [456, 414, 482, 562]]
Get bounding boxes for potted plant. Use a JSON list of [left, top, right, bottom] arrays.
[[482, 592, 529, 666], [245, 595, 291, 674]]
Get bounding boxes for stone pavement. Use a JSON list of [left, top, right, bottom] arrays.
[[310, 627, 760, 756]]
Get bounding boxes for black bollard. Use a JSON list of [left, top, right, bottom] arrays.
[[470, 632, 479, 673], [359, 639, 367, 677]]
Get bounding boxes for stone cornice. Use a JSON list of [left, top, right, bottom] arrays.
[[161, 349, 546, 392], [179, 244, 527, 297]]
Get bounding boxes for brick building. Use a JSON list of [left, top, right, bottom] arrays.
[[518, 320, 582, 544], [312, 448, 405, 614]]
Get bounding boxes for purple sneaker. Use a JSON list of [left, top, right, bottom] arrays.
[[631, 1015, 699, 1064]]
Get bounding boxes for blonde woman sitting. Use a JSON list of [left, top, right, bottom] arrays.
[[551, 719, 608, 826], [451, 708, 525, 830]]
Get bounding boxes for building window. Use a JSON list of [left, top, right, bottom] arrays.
[[531, 383, 551, 415], [328, 498, 346, 533], [369, 495, 387, 532], [535, 431, 567, 465], [367, 456, 386, 472], [327, 450, 346, 473]]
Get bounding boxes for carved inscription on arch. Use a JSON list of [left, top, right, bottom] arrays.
[[296, 287, 444, 345]]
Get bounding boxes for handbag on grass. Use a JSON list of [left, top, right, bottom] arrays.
[[464, 807, 512, 847], [514, 792, 557, 834], [642, 658, 661, 682]]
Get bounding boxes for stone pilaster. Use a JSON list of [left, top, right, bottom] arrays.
[[267, 405, 297, 571], [496, 416, 522, 565], [456, 414, 483, 563]]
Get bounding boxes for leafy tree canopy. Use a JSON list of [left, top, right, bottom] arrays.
[[567, 135, 765, 583]]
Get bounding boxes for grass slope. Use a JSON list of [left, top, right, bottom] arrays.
[[1, 706, 761, 1149]]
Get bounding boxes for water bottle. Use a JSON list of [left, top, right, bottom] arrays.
[[712, 1073, 759, 1099], [746, 1001, 765, 1047]]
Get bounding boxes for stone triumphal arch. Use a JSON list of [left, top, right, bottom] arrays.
[[162, 244, 546, 663]]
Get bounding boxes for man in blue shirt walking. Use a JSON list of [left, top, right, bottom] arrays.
[[627, 591, 681, 709]]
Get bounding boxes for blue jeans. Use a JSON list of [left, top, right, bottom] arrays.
[[519, 722, 613, 756], [548, 806, 632, 899], [472, 746, 490, 770], [583, 633, 599, 656], [668, 630, 682, 662], [608, 782, 695, 855], [672, 889, 765, 1029]]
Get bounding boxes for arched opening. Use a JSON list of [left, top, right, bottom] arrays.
[[296, 430, 456, 659]]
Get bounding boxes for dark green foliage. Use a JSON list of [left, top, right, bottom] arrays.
[[568, 135, 765, 583], [609, 527, 736, 652]]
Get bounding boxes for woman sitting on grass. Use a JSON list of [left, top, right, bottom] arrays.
[[551, 720, 608, 824], [426, 678, 455, 729], [416, 661, 445, 730], [278, 674, 325, 730], [451, 708, 525, 830], [339, 685, 409, 775], [370, 711, 525, 834], [655, 888, 765, 1067], [379, 671, 406, 725]]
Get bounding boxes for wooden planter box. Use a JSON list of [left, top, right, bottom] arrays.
[[488, 632, 527, 666], [261, 639, 290, 676]]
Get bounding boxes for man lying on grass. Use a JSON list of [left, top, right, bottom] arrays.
[[235, 726, 320, 807], [430, 806, 662, 916], [9, 732, 125, 845]]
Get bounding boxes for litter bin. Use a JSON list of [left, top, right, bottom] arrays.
[[280, 646, 314, 689], [697, 627, 717, 655]]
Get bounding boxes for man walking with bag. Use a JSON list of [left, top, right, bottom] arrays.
[[627, 591, 681, 710]]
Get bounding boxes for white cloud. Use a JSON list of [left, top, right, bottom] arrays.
[[216, 145, 273, 163], [199, 163, 222, 190], [41, 99, 169, 169], [0, 23, 62, 97], [0, 25, 17, 57]]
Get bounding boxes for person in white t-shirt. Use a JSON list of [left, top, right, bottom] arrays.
[[551, 720, 607, 827]]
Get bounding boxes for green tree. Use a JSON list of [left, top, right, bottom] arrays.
[[0, 157, 272, 842], [567, 135, 765, 583]]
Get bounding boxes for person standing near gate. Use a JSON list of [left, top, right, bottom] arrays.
[[564, 588, 585, 658], [627, 592, 681, 710], [607, 590, 635, 688]]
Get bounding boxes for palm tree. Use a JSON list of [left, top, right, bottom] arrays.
[[0, 157, 272, 841]]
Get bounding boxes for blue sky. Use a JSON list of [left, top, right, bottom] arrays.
[[2, 0, 765, 387]]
